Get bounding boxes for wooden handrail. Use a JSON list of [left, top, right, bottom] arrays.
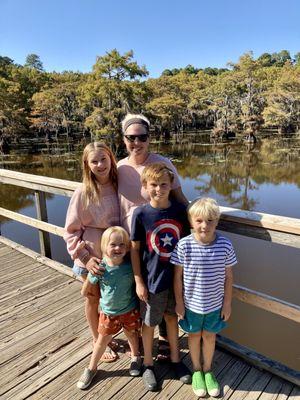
[[1, 168, 300, 235], [1, 168, 300, 323]]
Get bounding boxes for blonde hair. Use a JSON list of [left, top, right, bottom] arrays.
[[188, 197, 221, 222], [82, 142, 118, 208], [121, 113, 150, 134], [141, 162, 174, 186], [100, 226, 130, 256]]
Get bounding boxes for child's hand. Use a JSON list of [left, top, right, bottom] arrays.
[[221, 303, 231, 321], [86, 257, 105, 275], [136, 282, 148, 303], [175, 303, 185, 320]]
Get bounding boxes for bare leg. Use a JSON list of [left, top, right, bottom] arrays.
[[202, 330, 216, 372], [80, 275, 99, 343], [85, 297, 100, 343], [164, 313, 179, 362], [89, 333, 112, 370], [188, 332, 202, 371], [124, 329, 140, 357], [142, 324, 155, 366]]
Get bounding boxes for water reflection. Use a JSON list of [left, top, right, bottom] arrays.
[[1, 135, 300, 370], [1, 136, 300, 218], [0, 135, 300, 217]]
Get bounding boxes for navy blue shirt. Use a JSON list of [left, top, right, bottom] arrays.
[[131, 202, 190, 294]]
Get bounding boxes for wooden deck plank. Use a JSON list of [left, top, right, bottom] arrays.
[[0, 314, 88, 395], [1, 307, 88, 397], [2, 331, 92, 399], [0, 244, 16, 257], [0, 273, 71, 309], [227, 366, 273, 399], [0, 295, 82, 358], [258, 376, 294, 399], [289, 386, 300, 399], [146, 350, 230, 400], [0, 243, 298, 400], [162, 351, 250, 400], [0, 251, 33, 269], [0, 284, 84, 348], [0, 265, 56, 294], [28, 332, 133, 400], [0, 316, 87, 385], [210, 357, 251, 400], [0, 261, 48, 297], [0, 258, 48, 281], [0, 246, 31, 259], [0, 276, 78, 323], [84, 345, 190, 400]]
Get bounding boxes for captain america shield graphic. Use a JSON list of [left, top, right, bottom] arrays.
[[146, 219, 182, 261]]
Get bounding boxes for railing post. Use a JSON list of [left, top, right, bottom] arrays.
[[35, 190, 51, 258]]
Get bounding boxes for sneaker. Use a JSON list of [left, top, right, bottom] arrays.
[[192, 370, 207, 397], [129, 355, 142, 376], [142, 366, 158, 392], [77, 368, 97, 389], [171, 361, 192, 384], [204, 371, 220, 397]]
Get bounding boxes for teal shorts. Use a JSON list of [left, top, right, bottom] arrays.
[[179, 308, 227, 334]]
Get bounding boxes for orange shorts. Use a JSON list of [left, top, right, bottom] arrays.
[[98, 308, 141, 336]]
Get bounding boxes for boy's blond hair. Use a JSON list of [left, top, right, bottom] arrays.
[[188, 197, 221, 222], [100, 226, 130, 255], [140, 162, 174, 186]]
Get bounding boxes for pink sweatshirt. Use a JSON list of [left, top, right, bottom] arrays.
[[64, 183, 120, 269], [117, 153, 181, 233]]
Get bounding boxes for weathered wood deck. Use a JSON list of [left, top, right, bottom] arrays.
[[0, 242, 299, 400]]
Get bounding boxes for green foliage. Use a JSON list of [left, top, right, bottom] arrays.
[[263, 64, 300, 132], [24, 54, 44, 71], [1, 49, 300, 139], [93, 49, 148, 81]]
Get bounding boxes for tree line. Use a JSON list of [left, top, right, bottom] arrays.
[[1, 49, 300, 143]]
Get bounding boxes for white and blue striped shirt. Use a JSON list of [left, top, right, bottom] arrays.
[[170, 233, 237, 314]]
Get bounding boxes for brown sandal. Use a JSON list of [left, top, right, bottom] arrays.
[[100, 341, 119, 363]]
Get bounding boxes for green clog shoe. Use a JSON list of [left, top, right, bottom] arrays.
[[204, 371, 220, 397], [192, 370, 207, 397]]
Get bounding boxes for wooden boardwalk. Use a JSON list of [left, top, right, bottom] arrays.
[[0, 241, 299, 400]]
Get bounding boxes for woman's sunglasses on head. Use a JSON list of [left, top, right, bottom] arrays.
[[124, 134, 149, 143]]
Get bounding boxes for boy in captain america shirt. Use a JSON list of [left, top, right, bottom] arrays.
[[130, 162, 191, 392]]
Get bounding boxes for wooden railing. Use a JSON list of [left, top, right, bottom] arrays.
[[0, 168, 299, 384]]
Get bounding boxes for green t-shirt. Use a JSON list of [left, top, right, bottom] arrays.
[[88, 259, 137, 315]]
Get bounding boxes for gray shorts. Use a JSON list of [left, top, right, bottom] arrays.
[[140, 288, 176, 327]]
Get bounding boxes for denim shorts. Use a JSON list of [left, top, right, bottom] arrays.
[[72, 264, 88, 277], [179, 308, 227, 334]]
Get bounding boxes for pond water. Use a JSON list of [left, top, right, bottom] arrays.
[[1, 133, 300, 371]]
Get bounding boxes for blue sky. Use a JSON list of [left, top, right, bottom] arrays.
[[1, 0, 299, 77]]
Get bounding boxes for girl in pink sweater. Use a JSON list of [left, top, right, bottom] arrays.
[[64, 142, 120, 352]]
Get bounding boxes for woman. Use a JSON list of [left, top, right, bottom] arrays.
[[118, 114, 189, 361]]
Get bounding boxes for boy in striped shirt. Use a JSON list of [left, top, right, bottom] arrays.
[[171, 197, 237, 397]]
